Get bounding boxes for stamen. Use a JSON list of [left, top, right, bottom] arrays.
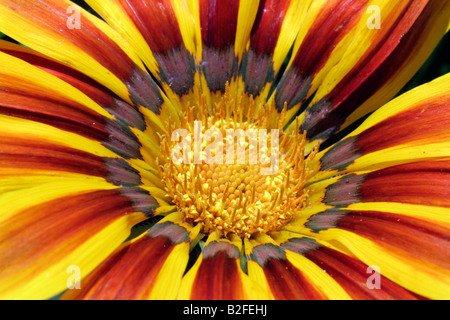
[[159, 84, 316, 238]]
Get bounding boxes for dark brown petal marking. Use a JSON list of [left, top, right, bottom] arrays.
[[103, 158, 142, 187], [201, 46, 239, 93], [305, 209, 350, 233], [324, 173, 365, 207], [202, 241, 241, 259], [105, 98, 146, 131], [280, 237, 322, 255], [103, 118, 143, 159], [274, 66, 312, 111], [319, 136, 360, 172], [115, 0, 196, 97], [154, 48, 196, 96], [126, 66, 164, 115], [249, 242, 286, 266], [119, 187, 159, 217], [240, 49, 274, 97], [301, 1, 439, 141], [147, 221, 190, 244], [199, 0, 240, 92]]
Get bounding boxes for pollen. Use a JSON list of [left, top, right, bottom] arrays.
[[158, 85, 318, 238]]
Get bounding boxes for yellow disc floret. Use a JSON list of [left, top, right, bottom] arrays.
[[158, 85, 317, 238]]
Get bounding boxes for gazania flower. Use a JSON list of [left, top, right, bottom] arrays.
[[0, 0, 449, 300]]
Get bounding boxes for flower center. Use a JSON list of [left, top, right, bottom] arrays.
[[159, 88, 316, 238]]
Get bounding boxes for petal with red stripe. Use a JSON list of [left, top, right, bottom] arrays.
[[0, 40, 146, 132], [0, 50, 147, 160], [239, 0, 309, 104], [178, 233, 271, 299], [245, 236, 350, 299], [0, 0, 176, 120], [274, 0, 370, 117], [313, 72, 450, 180], [61, 217, 194, 300], [85, 0, 198, 105], [0, 187, 147, 299], [322, 159, 450, 208], [283, 0, 449, 142], [279, 236, 424, 299]]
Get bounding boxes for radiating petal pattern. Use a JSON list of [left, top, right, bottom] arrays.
[[280, 237, 424, 299], [62, 215, 194, 300], [314, 72, 450, 179], [178, 233, 271, 299], [285, 0, 450, 141], [0, 188, 146, 299], [245, 236, 351, 299], [0, 0, 448, 301]]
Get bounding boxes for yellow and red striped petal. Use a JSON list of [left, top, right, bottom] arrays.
[[85, 0, 197, 106], [313, 72, 450, 180], [313, 225, 450, 299], [0, 0, 174, 119], [188, 0, 260, 103], [245, 236, 351, 299], [0, 40, 147, 132], [239, 0, 309, 104], [0, 186, 147, 299], [61, 217, 194, 300], [0, 135, 141, 188], [282, 0, 449, 141], [278, 236, 424, 299], [273, 0, 370, 117], [178, 233, 271, 299], [0, 50, 147, 161], [303, 159, 450, 299], [321, 159, 450, 208]]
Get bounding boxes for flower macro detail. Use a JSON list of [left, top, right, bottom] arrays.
[[159, 86, 317, 238], [0, 0, 449, 300]]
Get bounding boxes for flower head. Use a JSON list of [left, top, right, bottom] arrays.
[[0, 0, 449, 300]]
